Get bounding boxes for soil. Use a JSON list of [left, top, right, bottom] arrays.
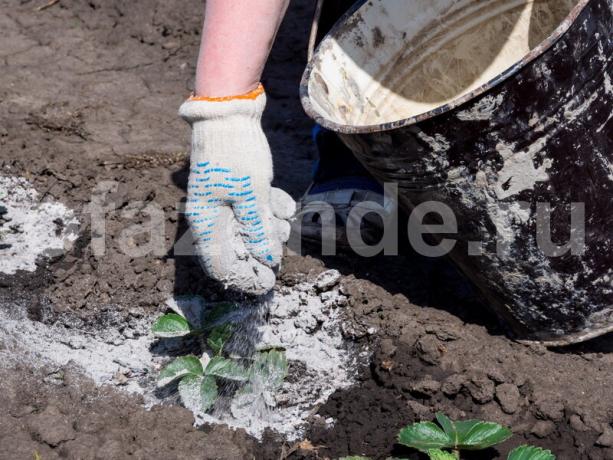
[[0, 1, 612, 460]]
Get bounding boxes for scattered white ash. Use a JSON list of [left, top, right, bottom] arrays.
[[0, 268, 367, 441], [0, 175, 79, 274], [171, 269, 367, 440], [0, 298, 157, 396]]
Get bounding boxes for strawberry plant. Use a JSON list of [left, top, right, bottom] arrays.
[[232, 348, 289, 412], [398, 412, 512, 458], [340, 413, 556, 460], [157, 353, 249, 411], [152, 301, 289, 413]]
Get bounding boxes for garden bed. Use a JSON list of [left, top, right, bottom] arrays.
[[0, 1, 612, 459]]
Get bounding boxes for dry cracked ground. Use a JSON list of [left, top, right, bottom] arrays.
[[1, 1, 613, 459]]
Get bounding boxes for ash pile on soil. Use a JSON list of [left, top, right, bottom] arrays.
[[0, 176, 79, 275], [0, 297, 156, 396], [0, 268, 364, 441], [186, 270, 366, 440]]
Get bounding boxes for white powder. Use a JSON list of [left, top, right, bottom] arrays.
[[0, 269, 364, 441], [0, 176, 79, 274], [173, 272, 364, 440], [0, 299, 157, 395]]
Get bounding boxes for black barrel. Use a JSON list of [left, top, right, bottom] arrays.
[[301, 0, 613, 345]]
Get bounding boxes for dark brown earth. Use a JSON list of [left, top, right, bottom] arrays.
[[1, 1, 612, 459]]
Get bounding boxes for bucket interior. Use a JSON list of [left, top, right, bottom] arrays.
[[305, 0, 580, 128]]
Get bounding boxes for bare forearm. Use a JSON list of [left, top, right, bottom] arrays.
[[195, 0, 290, 97]]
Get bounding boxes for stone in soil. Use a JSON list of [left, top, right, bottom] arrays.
[[495, 383, 521, 414]]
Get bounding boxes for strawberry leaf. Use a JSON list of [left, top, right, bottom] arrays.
[[250, 349, 288, 389], [203, 302, 237, 330], [427, 449, 457, 460], [178, 374, 218, 412], [455, 421, 512, 450], [435, 413, 457, 443], [152, 313, 192, 338], [508, 445, 556, 460], [205, 356, 249, 382], [207, 323, 234, 355], [157, 355, 203, 387], [398, 422, 453, 452]]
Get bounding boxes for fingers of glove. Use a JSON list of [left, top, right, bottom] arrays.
[[274, 217, 292, 244], [270, 187, 296, 220], [232, 197, 283, 268], [193, 207, 276, 295], [185, 198, 222, 249]]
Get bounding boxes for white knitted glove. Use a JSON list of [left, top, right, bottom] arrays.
[[179, 85, 295, 295]]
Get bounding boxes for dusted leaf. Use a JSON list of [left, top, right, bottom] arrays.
[[250, 349, 288, 389], [427, 450, 457, 460], [398, 422, 453, 452], [207, 323, 234, 355], [178, 374, 202, 411], [199, 375, 219, 411], [508, 445, 556, 460], [455, 421, 512, 450], [152, 313, 192, 338], [178, 374, 218, 412], [157, 355, 203, 387], [205, 356, 249, 381]]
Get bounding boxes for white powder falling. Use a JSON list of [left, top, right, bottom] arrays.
[[171, 272, 365, 440]]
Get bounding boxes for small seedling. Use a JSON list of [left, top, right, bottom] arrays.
[[153, 302, 289, 414], [398, 412, 512, 458], [157, 353, 249, 411], [341, 413, 555, 460], [232, 348, 289, 412], [207, 323, 234, 356], [249, 348, 288, 390]]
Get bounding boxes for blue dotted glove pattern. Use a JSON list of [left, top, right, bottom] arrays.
[[186, 161, 274, 263]]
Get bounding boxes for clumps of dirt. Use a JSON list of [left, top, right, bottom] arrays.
[[0, 364, 257, 460], [0, 176, 79, 275], [41, 165, 188, 317], [289, 274, 613, 460]]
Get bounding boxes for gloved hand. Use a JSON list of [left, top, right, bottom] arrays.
[[179, 84, 295, 295]]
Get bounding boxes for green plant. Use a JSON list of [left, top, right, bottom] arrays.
[[153, 303, 289, 413], [157, 353, 249, 411], [398, 412, 512, 458], [152, 301, 237, 339], [340, 413, 555, 460], [507, 446, 555, 460]]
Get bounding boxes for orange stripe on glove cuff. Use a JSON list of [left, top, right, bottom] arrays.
[[189, 83, 265, 102]]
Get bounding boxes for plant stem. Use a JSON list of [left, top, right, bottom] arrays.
[[452, 450, 460, 459]]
